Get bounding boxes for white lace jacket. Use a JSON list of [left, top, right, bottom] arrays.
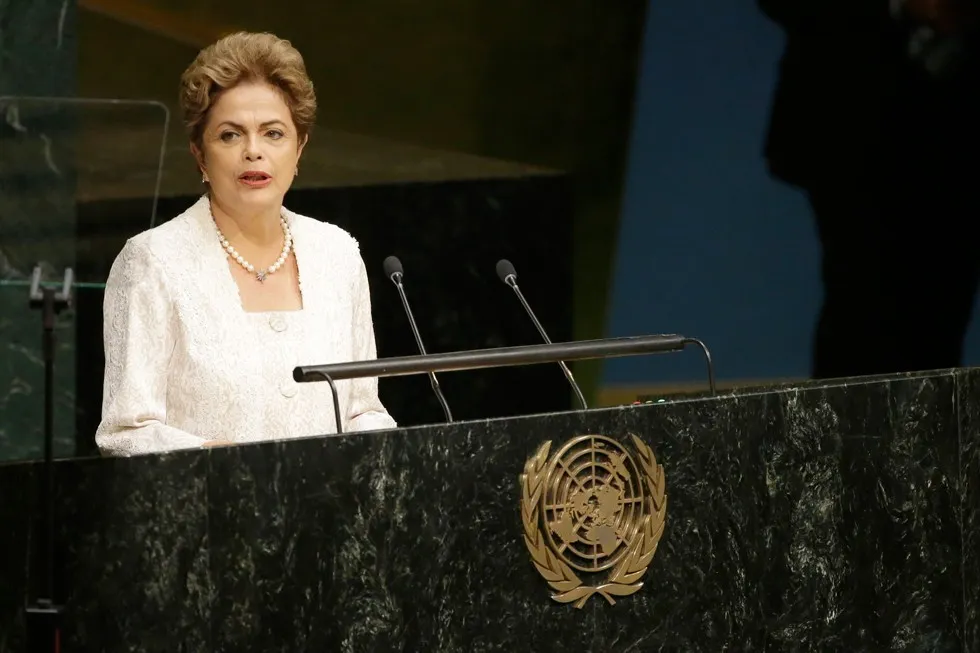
[[95, 195, 397, 457]]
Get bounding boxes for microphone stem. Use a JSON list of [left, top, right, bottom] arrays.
[[510, 281, 589, 410], [395, 278, 428, 355], [394, 278, 454, 423]]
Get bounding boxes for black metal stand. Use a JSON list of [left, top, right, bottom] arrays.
[[24, 265, 73, 653], [298, 334, 717, 428], [314, 372, 344, 435], [296, 334, 716, 391]]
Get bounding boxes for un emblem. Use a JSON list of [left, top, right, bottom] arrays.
[[520, 434, 666, 608]]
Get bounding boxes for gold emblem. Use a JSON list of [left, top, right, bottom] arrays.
[[520, 433, 666, 608]]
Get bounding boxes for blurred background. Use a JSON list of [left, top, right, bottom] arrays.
[[3, 0, 980, 462]]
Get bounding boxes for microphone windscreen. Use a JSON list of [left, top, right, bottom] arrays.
[[495, 259, 516, 283], [383, 255, 404, 279]]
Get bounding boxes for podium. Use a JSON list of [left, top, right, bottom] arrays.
[[1, 364, 978, 651]]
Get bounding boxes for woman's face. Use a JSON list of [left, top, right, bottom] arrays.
[[193, 80, 306, 216]]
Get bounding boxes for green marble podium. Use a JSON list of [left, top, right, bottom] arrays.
[[2, 366, 978, 651]]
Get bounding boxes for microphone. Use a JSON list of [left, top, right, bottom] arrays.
[[383, 255, 454, 423], [495, 259, 588, 410]]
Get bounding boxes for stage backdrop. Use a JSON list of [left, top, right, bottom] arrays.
[[600, 0, 980, 402]]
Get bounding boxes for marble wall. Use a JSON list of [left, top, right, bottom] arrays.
[[0, 0, 75, 96], [1, 367, 978, 651], [0, 0, 78, 462]]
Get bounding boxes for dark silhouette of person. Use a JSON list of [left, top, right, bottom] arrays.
[[759, 0, 980, 379]]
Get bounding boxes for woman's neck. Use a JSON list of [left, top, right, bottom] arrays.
[[209, 194, 283, 247]]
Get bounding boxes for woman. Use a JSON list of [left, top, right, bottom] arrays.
[[95, 31, 396, 456]]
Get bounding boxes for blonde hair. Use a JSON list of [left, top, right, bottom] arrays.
[[179, 31, 317, 148]]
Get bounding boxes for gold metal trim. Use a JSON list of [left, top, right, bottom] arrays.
[[520, 433, 666, 608]]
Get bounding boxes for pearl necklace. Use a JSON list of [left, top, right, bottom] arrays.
[[214, 215, 293, 283]]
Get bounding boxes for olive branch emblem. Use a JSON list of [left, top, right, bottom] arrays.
[[519, 434, 666, 608]]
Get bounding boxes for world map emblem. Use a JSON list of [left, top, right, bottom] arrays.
[[519, 434, 667, 608]]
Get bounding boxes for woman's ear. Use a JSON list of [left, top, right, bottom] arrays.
[[190, 142, 205, 174]]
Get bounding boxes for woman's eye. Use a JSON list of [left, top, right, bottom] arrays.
[[219, 131, 239, 142], [267, 130, 284, 139]]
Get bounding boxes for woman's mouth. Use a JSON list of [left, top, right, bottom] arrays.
[[239, 172, 272, 187]]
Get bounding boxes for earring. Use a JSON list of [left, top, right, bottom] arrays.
[[202, 172, 208, 183]]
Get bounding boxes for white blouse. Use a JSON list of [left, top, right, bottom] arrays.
[[95, 194, 396, 457]]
